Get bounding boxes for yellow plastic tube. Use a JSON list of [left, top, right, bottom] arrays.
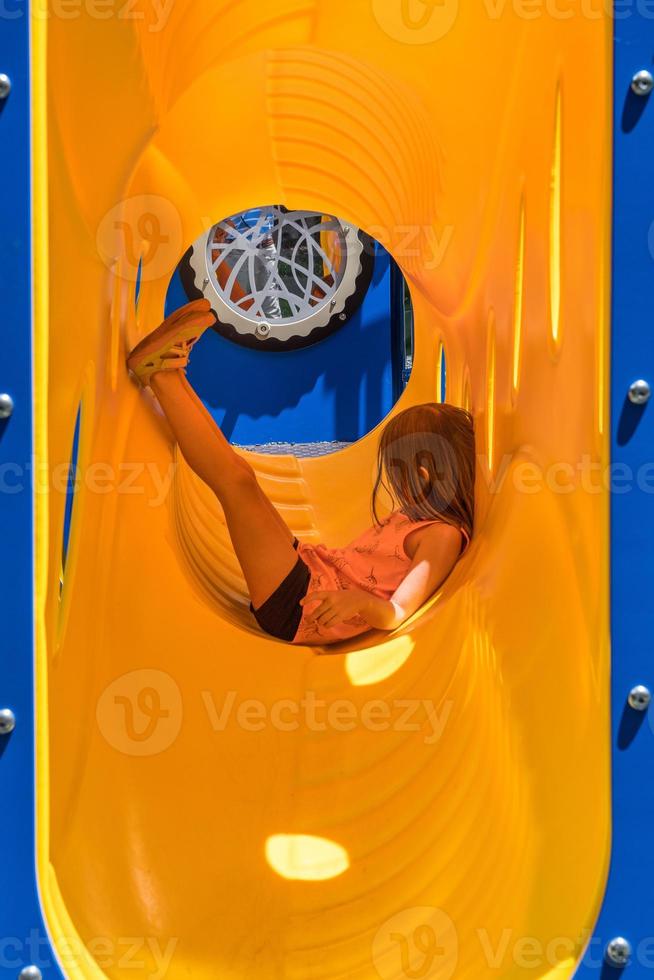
[[33, 3, 611, 977]]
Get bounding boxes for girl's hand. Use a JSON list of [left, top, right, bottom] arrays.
[[299, 523, 464, 635], [300, 589, 370, 628]]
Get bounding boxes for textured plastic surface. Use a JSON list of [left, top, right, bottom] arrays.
[[32, 3, 611, 978]]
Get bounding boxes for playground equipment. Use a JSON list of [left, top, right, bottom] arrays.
[[182, 208, 375, 350], [1, 1, 653, 978]]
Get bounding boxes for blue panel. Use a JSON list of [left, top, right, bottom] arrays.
[[574, 10, 654, 978], [61, 406, 81, 572], [166, 243, 399, 445], [0, 8, 62, 978]]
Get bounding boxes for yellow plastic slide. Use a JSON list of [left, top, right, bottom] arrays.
[[33, 1, 611, 977]]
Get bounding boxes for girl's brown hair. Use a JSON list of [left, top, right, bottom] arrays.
[[372, 403, 475, 540]]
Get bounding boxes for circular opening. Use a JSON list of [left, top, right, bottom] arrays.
[[180, 206, 376, 352], [166, 207, 414, 456], [209, 210, 348, 322]]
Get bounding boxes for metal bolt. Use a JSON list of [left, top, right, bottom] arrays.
[[0, 393, 14, 419], [202, 278, 209, 287], [338, 313, 347, 322], [628, 684, 651, 711], [631, 69, 654, 96], [0, 708, 15, 734], [19, 968, 43, 980], [0, 73, 11, 100], [255, 322, 270, 338], [628, 379, 651, 405], [605, 937, 632, 967]]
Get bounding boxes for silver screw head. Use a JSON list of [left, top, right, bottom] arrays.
[[628, 684, 651, 711], [19, 967, 42, 980], [628, 379, 651, 404], [0, 708, 15, 734], [338, 313, 347, 322], [255, 322, 270, 337], [0, 393, 14, 418], [631, 69, 654, 96], [0, 73, 11, 99], [605, 936, 632, 966]]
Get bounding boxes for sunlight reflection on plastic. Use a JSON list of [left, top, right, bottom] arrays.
[[265, 834, 350, 881], [346, 635, 414, 685]]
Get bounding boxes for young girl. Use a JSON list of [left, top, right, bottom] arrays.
[[127, 299, 475, 646]]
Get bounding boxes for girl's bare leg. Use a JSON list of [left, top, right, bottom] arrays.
[[149, 370, 298, 609]]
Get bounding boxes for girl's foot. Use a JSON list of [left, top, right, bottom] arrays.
[[127, 299, 216, 387]]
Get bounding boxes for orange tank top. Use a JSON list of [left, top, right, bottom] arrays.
[[293, 511, 468, 646]]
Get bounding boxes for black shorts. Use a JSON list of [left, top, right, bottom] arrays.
[[250, 539, 311, 642]]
